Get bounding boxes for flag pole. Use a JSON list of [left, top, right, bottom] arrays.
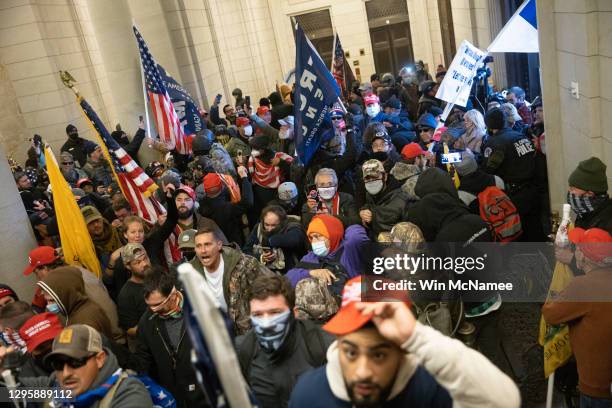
[[545, 371, 554, 408], [133, 20, 153, 145]]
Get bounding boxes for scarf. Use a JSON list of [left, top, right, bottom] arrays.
[[55, 368, 122, 408], [247, 152, 293, 189], [567, 192, 608, 216], [151, 287, 184, 319], [318, 193, 341, 215]]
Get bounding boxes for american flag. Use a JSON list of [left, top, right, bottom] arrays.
[[331, 33, 356, 99], [133, 25, 189, 155], [78, 96, 165, 224]]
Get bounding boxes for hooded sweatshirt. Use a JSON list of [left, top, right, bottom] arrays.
[[286, 225, 369, 287], [288, 322, 521, 408], [21, 349, 152, 408], [405, 168, 489, 242], [37, 266, 113, 339]]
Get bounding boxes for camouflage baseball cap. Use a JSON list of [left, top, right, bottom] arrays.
[[294, 278, 339, 322], [362, 159, 385, 179], [121, 243, 146, 264], [178, 229, 196, 250], [390, 222, 426, 254]]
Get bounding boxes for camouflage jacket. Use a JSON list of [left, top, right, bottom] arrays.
[[190, 246, 273, 335]]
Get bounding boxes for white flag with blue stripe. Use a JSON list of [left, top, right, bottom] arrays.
[[488, 0, 538, 53]]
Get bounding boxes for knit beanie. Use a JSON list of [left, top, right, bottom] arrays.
[[66, 124, 77, 135], [307, 214, 345, 252], [484, 108, 506, 130], [568, 157, 608, 193], [202, 173, 223, 197], [455, 150, 478, 176], [250, 134, 271, 150]]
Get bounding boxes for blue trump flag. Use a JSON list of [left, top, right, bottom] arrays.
[[488, 0, 538, 53], [157, 64, 204, 135], [293, 23, 341, 166]]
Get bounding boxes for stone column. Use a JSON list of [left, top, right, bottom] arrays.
[[0, 146, 38, 301]]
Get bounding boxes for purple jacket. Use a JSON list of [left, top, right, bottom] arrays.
[[286, 225, 370, 287]]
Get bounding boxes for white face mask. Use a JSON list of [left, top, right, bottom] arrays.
[[251, 149, 261, 157], [279, 127, 293, 140], [365, 179, 384, 195], [243, 125, 253, 137], [366, 104, 381, 118], [317, 186, 336, 200]]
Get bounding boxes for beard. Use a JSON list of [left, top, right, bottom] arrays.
[[346, 379, 392, 408], [178, 206, 194, 220]]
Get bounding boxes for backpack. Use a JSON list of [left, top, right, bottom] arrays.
[[237, 320, 327, 380], [98, 371, 176, 408], [477, 186, 522, 242], [294, 248, 349, 302]]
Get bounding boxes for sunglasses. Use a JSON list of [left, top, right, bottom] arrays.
[[331, 116, 343, 121], [49, 353, 95, 371], [419, 128, 432, 133], [62, 162, 74, 165]]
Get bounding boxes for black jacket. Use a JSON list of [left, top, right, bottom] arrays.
[[575, 197, 612, 235], [481, 127, 535, 184], [405, 168, 491, 243], [457, 170, 498, 214], [301, 192, 360, 229], [301, 129, 358, 196], [236, 318, 333, 408], [362, 177, 408, 238], [60, 137, 97, 168], [134, 310, 209, 408], [120, 128, 147, 166], [198, 175, 253, 246], [243, 220, 308, 273]]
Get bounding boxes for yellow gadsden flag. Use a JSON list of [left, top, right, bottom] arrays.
[[538, 260, 574, 378], [44, 146, 101, 277]]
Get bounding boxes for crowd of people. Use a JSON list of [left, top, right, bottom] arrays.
[[1, 61, 611, 408]]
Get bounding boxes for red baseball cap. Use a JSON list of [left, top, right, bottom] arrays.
[[256, 106, 270, 116], [236, 117, 250, 127], [23, 247, 58, 276], [76, 178, 92, 188], [18, 312, 63, 353], [568, 227, 612, 263], [401, 143, 427, 160], [323, 276, 410, 335], [363, 93, 379, 106], [176, 184, 195, 201]]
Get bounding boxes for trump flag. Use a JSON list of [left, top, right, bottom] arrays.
[[488, 0, 538, 53], [293, 23, 341, 166]]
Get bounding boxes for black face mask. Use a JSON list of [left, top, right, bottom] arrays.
[[372, 151, 389, 162], [181, 250, 195, 261], [33, 353, 53, 373], [280, 199, 297, 211], [68, 132, 79, 140]]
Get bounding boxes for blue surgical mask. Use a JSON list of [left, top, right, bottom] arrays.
[[46, 303, 61, 315], [250, 310, 291, 352], [312, 240, 329, 257]]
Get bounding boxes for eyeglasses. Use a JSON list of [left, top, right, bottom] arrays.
[[49, 354, 95, 371], [62, 162, 74, 165]]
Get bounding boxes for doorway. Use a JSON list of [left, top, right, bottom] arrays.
[[365, 0, 414, 75]]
